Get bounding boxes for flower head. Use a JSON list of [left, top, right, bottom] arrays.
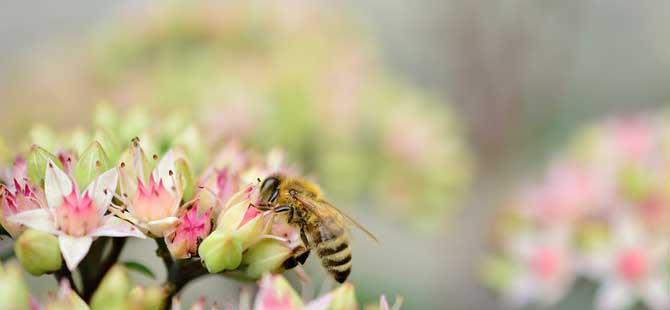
[[199, 186, 272, 273], [117, 140, 186, 237], [10, 159, 145, 270], [0, 177, 46, 238], [165, 203, 212, 259], [499, 229, 576, 307], [591, 216, 670, 310]]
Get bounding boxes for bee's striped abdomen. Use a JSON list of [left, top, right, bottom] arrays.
[[313, 229, 352, 283]]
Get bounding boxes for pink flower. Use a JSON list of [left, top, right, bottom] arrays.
[[502, 229, 575, 307], [130, 176, 179, 224], [165, 204, 212, 259], [117, 148, 184, 237], [592, 215, 669, 310], [0, 179, 46, 238], [9, 160, 145, 270], [254, 274, 302, 310]]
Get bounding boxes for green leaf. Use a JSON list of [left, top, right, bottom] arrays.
[[122, 261, 156, 279]]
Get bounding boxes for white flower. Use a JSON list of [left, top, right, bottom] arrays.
[[9, 160, 145, 270], [502, 228, 576, 307], [116, 149, 184, 237], [592, 215, 669, 310]]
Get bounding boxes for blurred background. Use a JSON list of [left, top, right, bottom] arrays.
[[1, 0, 669, 309]]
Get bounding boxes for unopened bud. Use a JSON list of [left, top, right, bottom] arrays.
[[198, 230, 243, 273], [0, 261, 30, 309], [216, 199, 268, 250], [15, 229, 62, 275], [26, 145, 60, 186], [74, 141, 112, 187], [128, 286, 166, 310], [90, 265, 132, 310], [238, 239, 292, 280], [328, 283, 358, 310]]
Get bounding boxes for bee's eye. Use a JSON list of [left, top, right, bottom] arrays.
[[260, 177, 280, 203]]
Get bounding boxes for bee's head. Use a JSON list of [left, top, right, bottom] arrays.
[[258, 176, 281, 208]]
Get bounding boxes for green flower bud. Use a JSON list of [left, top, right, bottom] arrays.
[[128, 286, 166, 310], [74, 141, 112, 187], [237, 239, 292, 280], [481, 255, 517, 291], [94, 129, 122, 163], [198, 230, 243, 273], [216, 199, 269, 250], [328, 283, 358, 310], [0, 261, 30, 310], [15, 229, 62, 275], [27, 145, 61, 186], [90, 265, 132, 310]]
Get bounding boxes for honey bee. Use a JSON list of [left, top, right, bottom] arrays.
[[254, 173, 378, 283]]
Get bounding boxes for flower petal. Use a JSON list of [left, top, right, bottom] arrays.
[[90, 216, 145, 239], [154, 151, 177, 191], [145, 217, 180, 237], [45, 160, 73, 209], [8, 209, 58, 234], [85, 168, 118, 217], [59, 235, 93, 271], [595, 279, 634, 310]]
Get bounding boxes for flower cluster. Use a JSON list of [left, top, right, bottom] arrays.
[[483, 115, 670, 310], [0, 0, 471, 230], [0, 116, 398, 308], [0, 130, 289, 268]]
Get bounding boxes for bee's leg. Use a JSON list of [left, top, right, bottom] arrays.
[[283, 227, 311, 269], [297, 227, 311, 264], [282, 256, 299, 269]]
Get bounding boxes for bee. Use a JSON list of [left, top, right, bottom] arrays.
[[254, 173, 378, 283]]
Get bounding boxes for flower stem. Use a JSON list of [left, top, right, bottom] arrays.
[[163, 258, 210, 308], [155, 238, 174, 269], [80, 237, 127, 301]]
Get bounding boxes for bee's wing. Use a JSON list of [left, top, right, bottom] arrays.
[[293, 195, 379, 244]]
